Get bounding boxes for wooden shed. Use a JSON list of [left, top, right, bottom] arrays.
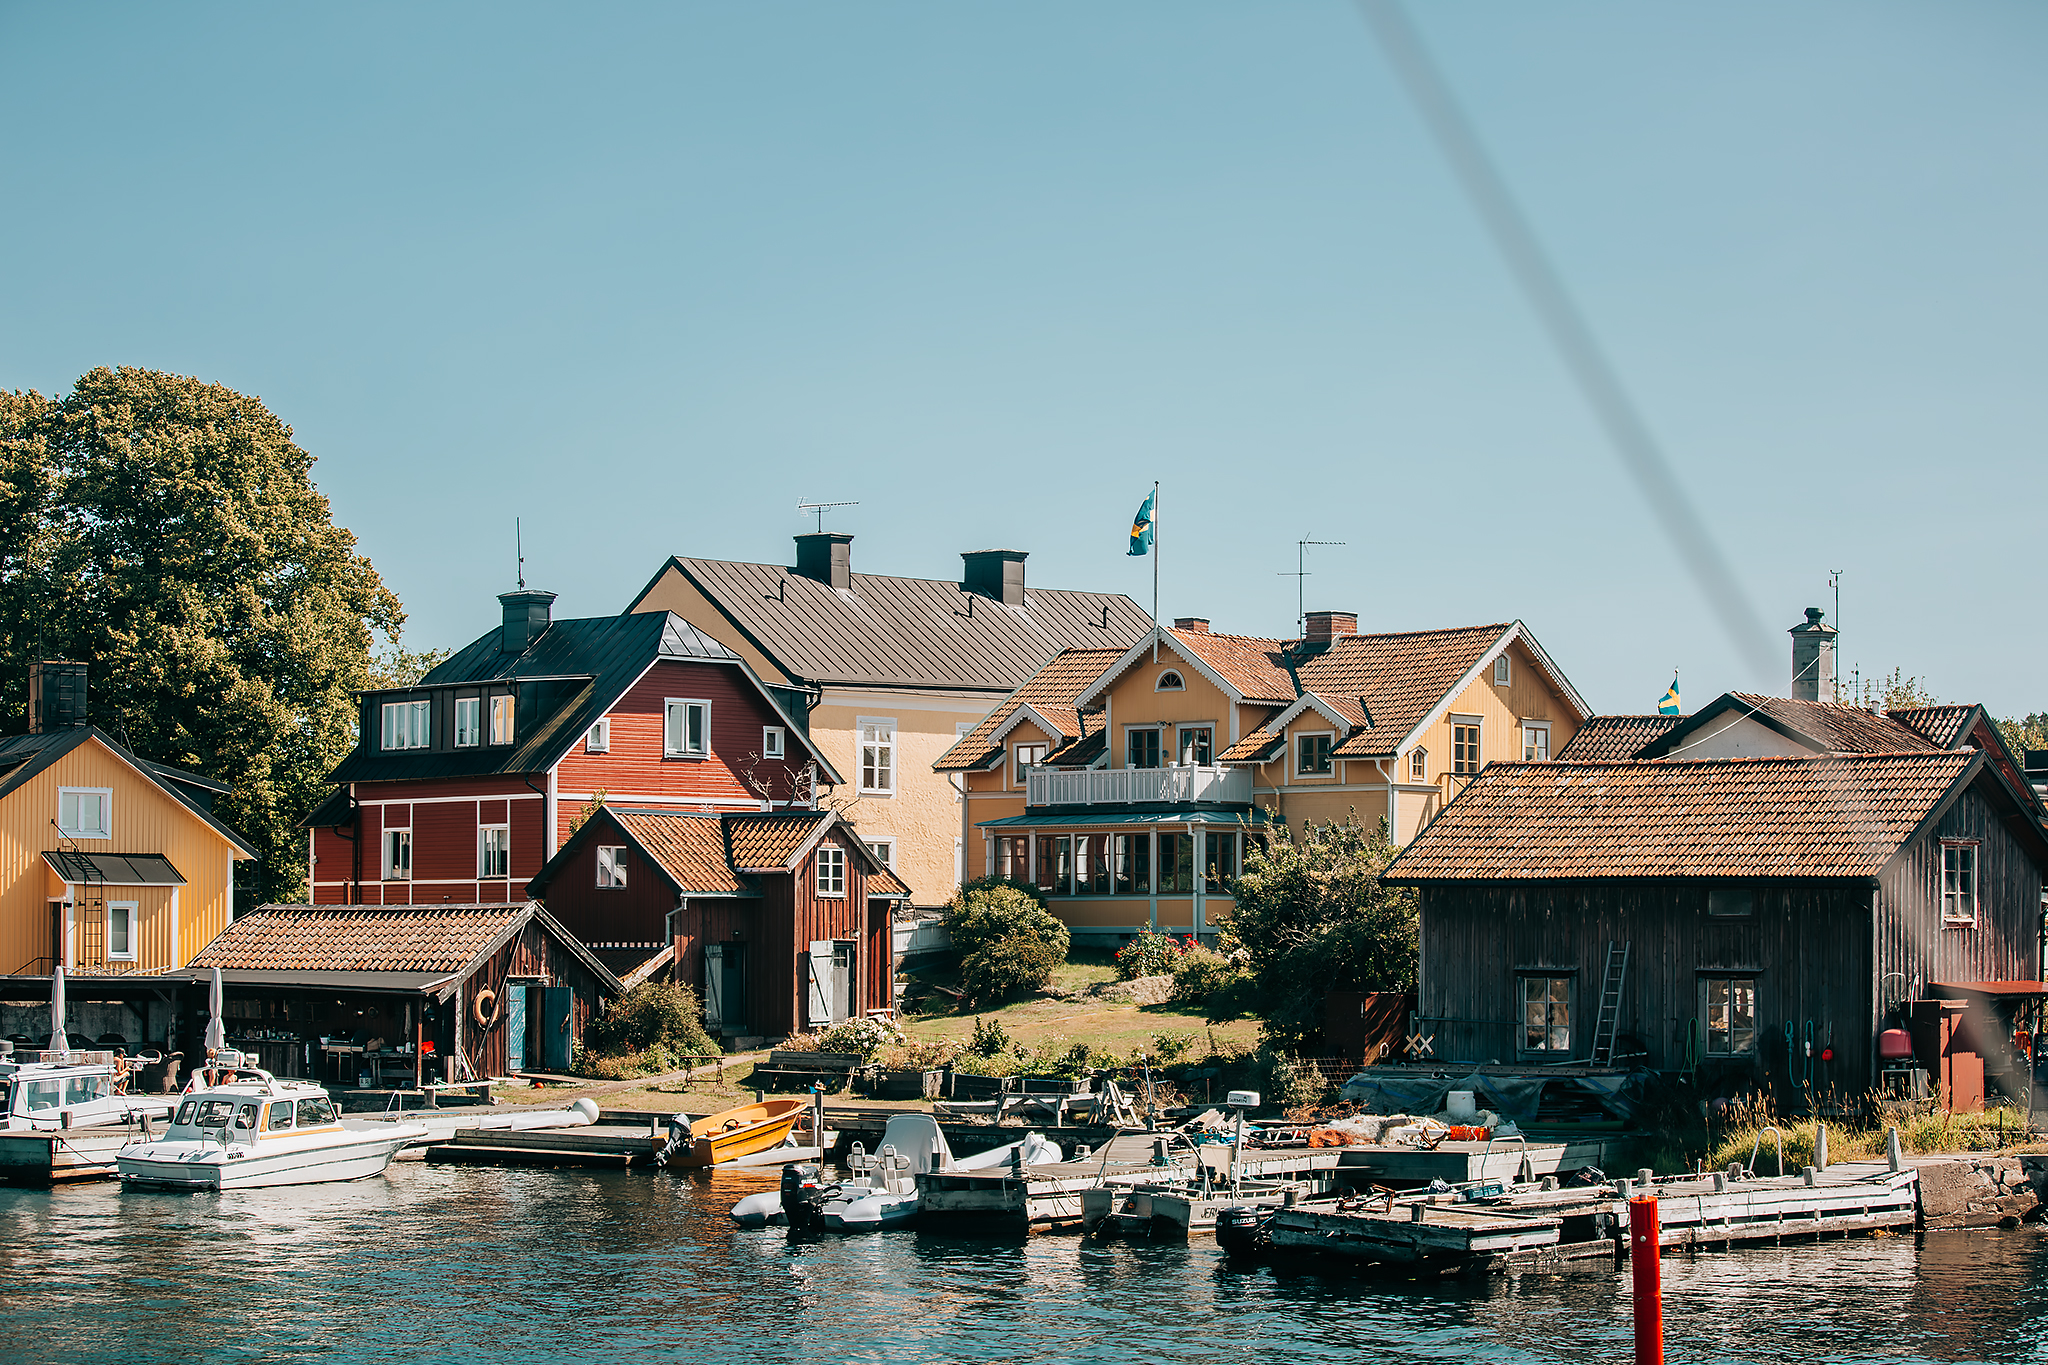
[[1384, 749, 2048, 1112], [171, 902, 621, 1086]]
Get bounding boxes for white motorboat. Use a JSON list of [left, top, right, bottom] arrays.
[[753, 1116, 1062, 1232], [0, 1044, 174, 1133], [355, 1096, 604, 1150], [117, 1067, 428, 1191]]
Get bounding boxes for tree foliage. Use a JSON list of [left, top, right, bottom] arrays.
[[1997, 713, 2048, 761], [942, 881, 1070, 1005], [1223, 816, 1418, 1051], [0, 368, 404, 902], [1838, 667, 1939, 712]]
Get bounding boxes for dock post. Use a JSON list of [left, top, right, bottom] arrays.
[[1628, 1195, 1663, 1365], [1886, 1125, 1903, 1173], [1814, 1123, 1828, 1172]]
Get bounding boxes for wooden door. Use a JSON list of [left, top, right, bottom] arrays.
[[506, 985, 528, 1072], [539, 987, 572, 1071]]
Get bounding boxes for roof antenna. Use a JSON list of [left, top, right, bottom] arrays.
[[796, 499, 859, 533], [516, 518, 526, 590], [1277, 538, 1346, 631]]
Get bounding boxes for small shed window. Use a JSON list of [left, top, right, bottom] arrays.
[[763, 726, 785, 759], [585, 718, 610, 753], [1156, 670, 1185, 692], [454, 697, 481, 748], [1941, 842, 1978, 925], [1520, 976, 1571, 1053], [1703, 977, 1758, 1055], [816, 845, 847, 898], [1408, 748, 1426, 780], [1707, 888, 1754, 918], [596, 846, 628, 888]]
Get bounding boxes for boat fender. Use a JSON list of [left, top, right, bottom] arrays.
[[570, 1098, 600, 1125], [472, 988, 500, 1030]]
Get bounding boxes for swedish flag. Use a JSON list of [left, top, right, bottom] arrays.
[[1128, 489, 1155, 557], [1658, 674, 1681, 716]]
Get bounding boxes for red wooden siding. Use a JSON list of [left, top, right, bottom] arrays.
[[452, 921, 613, 1080], [541, 817, 690, 974], [310, 782, 548, 906]]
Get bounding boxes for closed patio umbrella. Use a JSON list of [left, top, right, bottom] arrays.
[[48, 965, 69, 1055], [205, 965, 225, 1055]]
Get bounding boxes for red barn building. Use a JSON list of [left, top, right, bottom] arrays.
[[305, 590, 844, 968]]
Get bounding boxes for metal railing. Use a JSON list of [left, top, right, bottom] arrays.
[[1027, 764, 1251, 808]]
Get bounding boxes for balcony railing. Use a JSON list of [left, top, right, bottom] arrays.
[[1026, 764, 1252, 808]]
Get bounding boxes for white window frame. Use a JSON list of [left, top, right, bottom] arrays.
[[1155, 670, 1185, 692], [106, 900, 138, 962], [1177, 724, 1214, 766], [381, 699, 432, 751], [596, 845, 628, 889], [865, 838, 896, 872], [454, 696, 481, 748], [1294, 730, 1335, 778], [666, 698, 711, 758], [1520, 975, 1571, 1054], [858, 716, 896, 795], [1451, 714, 1483, 775], [1522, 722, 1551, 762], [816, 845, 847, 897], [478, 824, 510, 879], [1408, 748, 1427, 780], [1013, 742, 1048, 787], [1941, 841, 1979, 926], [488, 694, 516, 746], [762, 725, 785, 759], [585, 718, 610, 753], [384, 827, 412, 881], [1494, 655, 1511, 687], [57, 787, 113, 840]]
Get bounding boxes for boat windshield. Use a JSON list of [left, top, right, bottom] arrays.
[[233, 1104, 259, 1132], [20, 1081, 64, 1115], [0, 1080, 10, 1113], [186, 1099, 237, 1128], [295, 1096, 337, 1126], [64, 1075, 109, 1105]]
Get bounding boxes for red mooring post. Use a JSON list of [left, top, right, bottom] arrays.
[[1629, 1194, 1665, 1365]]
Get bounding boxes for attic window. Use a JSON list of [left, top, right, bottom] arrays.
[[58, 788, 112, 840], [382, 700, 431, 751], [1494, 656, 1511, 687], [586, 718, 610, 753], [1408, 748, 1426, 780], [1942, 842, 1979, 925], [1155, 670, 1185, 692], [763, 726, 785, 759]]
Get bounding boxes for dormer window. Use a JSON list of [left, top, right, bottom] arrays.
[[489, 695, 516, 746], [1494, 656, 1511, 686], [382, 699, 431, 751], [454, 697, 481, 748], [1409, 748, 1426, 780], [1155, 670, 1185, 692], [58, 788, 112, 839]]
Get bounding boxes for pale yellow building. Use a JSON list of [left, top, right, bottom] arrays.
[[938, 612, 1589, 945], [0, 662, 256, 982], [627, 536, 1150, 909]]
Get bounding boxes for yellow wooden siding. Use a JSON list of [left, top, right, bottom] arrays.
[[1101, 658, 1234, 765], [0, 738, 243, 975], [1409, 640, 1580, 801]]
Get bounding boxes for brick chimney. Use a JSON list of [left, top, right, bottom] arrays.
[[794, 533, 854, 590], [29, 661, 88, 732], [498, 590, 556, 655], [1172, 617, 1210, 634], [1304, 611, 1358, 643], [1789, 606, 1837, 702], [961, 549, 1027, 606]]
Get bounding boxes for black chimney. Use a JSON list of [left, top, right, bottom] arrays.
[[499, 590, 557, 655], [29, 661, 88, 733], [793, 533, 854, 590], [961, 549, 1027, 606]]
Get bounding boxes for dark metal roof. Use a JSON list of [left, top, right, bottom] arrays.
[[43, 852, 187, 885], [327, 610, 836, 786], [643, 556, 1153, 692], [158, 968, 458, 993], [0, 727, 259, 857]]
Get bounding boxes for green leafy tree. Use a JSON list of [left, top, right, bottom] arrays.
[[1996, 713, 2048, 760], [0, 367, 403, 903], [1223, 815, 1418, 1051], [943, 881, 1070, 1004], [1838, 667, 1938, 712]]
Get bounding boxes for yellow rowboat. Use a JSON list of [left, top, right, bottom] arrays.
[[673, 1098, 806, 1169]]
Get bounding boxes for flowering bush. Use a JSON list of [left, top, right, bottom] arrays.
[[813, 1016, 904, 1059], [1114, 930, 1185, 980]]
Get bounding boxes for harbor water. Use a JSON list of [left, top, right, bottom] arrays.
[[0, 1163, 2042, 1364]]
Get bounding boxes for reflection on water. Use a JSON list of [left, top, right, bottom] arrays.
[[0, 1163, 2041, 1364]]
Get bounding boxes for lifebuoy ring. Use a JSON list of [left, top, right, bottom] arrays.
[[473, 988, 500, 1030]]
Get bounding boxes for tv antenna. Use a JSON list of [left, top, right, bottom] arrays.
[[516, 517, 526, 590], [796, 500, 860, 533], [1277, 538, 1346, 630]]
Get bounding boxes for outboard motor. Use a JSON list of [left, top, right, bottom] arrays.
[[1215, 1206, 1272, 1257], [781, 1162, 827, 1230]]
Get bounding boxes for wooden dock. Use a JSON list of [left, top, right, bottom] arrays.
[[0, 1125, 147, 1184], [424, 1122, 661, 1170]]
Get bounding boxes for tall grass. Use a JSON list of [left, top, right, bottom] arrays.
[[1700, 1094, 2037, 1174]]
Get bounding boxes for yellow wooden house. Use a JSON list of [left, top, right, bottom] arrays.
[[0, 663, 256, 981], [937, 613, 1589, 945]]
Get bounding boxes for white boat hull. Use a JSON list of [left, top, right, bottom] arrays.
[[820, 1190, 919, 1231], [118, 1127, 418, 1191]]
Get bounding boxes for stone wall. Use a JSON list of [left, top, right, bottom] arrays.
[[1912, 1153, 2048, 1229]]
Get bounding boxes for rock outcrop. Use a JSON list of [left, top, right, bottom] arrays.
[[1911, 1153, 2047, 1229]]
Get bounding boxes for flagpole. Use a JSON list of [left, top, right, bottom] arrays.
[[1151, 480, 1160, 662]]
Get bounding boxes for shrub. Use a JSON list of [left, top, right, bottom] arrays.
[[877, 1036, 962, 1070], [1114, 930, 1184, 980], [814, 1016, 904, 1060], [1258, 1047, 1327, 1113], [582, 981, 717, 1068], [1150, 1031, 1196, 1064], [1169, 944, 1244, 1006], [969, 1016, 1011, 1057], [944, 883, 1070, 1004]]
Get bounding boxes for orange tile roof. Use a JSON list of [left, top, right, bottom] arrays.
[[1889, 705, 1976, 750], [1219, 729, 1284, 763], [1714, 694, 1943, 754], [935, 647, 1125, 771], [189, 904, 530, 974], [725, 810, 835, 871], [1385, 753, 1974, 882], [1300, 625, 1511, 757], [1555, 714, 1684, 761], [611, 811, 749, 895], [1169, 629, 1297, 703], [867, 863, 913, 898]]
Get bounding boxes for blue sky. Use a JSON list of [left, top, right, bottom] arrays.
[[3, 3, 2043, 716]]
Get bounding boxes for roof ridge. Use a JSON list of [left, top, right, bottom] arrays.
[[674, 555, 1136, 599]]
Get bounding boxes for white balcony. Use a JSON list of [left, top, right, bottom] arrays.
[[1026, 764, 1252, 808]]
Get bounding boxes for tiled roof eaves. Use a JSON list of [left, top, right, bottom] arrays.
[[1555, 715, 1685, 761]]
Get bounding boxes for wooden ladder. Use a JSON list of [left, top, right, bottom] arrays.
[[1589, 940, 1631, 1067]]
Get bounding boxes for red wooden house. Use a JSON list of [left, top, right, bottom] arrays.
[[306, 590, 845, 968], [526, 806, 909, 1040]]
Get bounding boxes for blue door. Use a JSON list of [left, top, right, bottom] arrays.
[[540, 987, 573, 1072], [505, 985, 528, 1073]]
